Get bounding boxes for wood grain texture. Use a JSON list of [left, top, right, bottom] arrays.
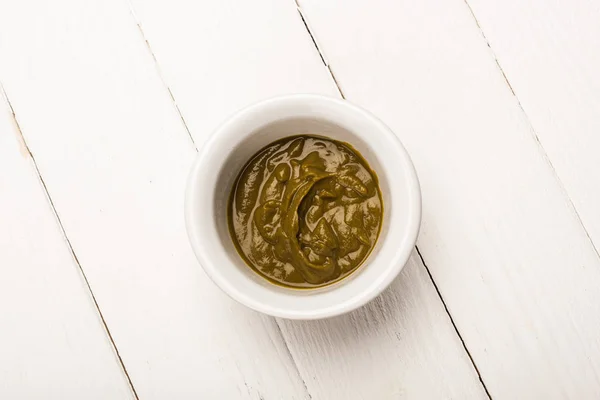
[[0, 94, 133, 398], [464, 0, 600, 283], [298, 0, 600, 398], [129, 0, 488, 398], [0, 1, 311, 398]]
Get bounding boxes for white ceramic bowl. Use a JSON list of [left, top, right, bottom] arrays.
[[185, 94, 421, 319]]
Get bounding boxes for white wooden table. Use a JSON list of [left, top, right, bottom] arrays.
[[2, 0, 600, 398]]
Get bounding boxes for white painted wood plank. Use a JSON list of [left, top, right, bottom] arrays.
[[128, 0, 489, 398], [465, 0, 600, 289], [0, 94, 132, 399], [298, 0, 600, 398], [0, 1, 313, 398]]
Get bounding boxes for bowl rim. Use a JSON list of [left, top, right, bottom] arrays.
[[185, 94, 421, 319]]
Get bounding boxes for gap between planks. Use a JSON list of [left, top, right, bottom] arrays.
[[296, 3, 345, 99], [0, 82, 140, 400], [462, 0, 600, 263], [127, 0, 197, 152], [273, 320, 313, 399], [295, 2, 495, 398], [415, 248, 492, 399]]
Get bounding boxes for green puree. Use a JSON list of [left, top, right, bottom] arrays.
[[228, 135, 383, 288]]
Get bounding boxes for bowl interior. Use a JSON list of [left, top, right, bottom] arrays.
[[214, 117, 392, 293], [187, 96, 420, 319]]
